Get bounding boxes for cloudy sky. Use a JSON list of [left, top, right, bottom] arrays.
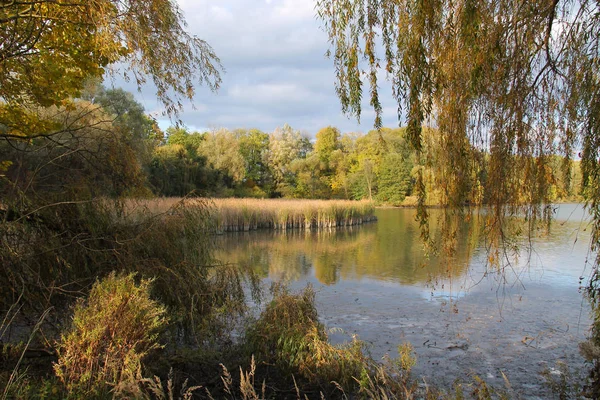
[[115, 0, 401, 137]]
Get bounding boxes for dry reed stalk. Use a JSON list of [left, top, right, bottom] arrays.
[[207, 199, 376, 233], [121, 198, 376, 233]]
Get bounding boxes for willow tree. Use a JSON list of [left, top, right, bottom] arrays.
[[0, 1, 223, 317], [0, 0, 222, 139], [0, 0, 222, 207], [317, 0, 600, 390]]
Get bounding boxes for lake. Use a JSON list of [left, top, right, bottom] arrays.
[[216, 204, 593, 398]]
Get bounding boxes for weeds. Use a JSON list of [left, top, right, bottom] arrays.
[[1, 307, 51, 400], [169, 198, 379, 233], [112, 368, 202, 400], [542, 361, 586, 399], [246, 284, 368, 389], [0, 197, 256, 343], [210, 198, 376, 232], [54, 273, 167, 397]]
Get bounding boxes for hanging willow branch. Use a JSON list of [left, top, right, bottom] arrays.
[[0, 0, 223, 119], [317, 0, 600, 279]]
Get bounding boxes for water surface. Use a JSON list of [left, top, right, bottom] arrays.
[[217, 204, 593, 398]]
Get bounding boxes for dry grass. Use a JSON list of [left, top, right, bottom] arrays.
[[126, 198, 377, 232], [245, 284, 369, 390], [54, 273, 167, 398], [133, 198, 376, 233], [211, 198, 376, 232]]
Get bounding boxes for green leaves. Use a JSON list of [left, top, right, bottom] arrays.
[[0, 0, 223, 137]]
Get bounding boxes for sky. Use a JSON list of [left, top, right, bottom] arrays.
[[111, 0, 402, 137]]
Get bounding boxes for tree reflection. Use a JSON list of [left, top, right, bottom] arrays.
[[215, 208, 483, 286]]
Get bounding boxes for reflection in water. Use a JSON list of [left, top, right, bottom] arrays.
[[216, 204, 591, 292], [216, 204, 593, 396], [216, 208, 485, 287]]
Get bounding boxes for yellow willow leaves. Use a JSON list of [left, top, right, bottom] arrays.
[[0, 0, 222, 130], [0, 104, 62, 139]]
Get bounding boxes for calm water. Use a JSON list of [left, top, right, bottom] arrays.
[[217, 204, 593, 398]]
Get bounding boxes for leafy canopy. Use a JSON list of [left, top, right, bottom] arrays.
[[0, 0, 222, 134], [317, 0, 597, 196]]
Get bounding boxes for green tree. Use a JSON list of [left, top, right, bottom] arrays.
[[236, 128, 273, 195], [1, 100, 149, 199], [329, 148, 351, 198], [377, 153, 412, 205], [315, 126, 341, 164], [0, 0, 222, 123], [167, 127, 204, 151], [329, 133, 362, 199], [347, 131, 383, 200], [86, 83, 160, 166], [350, 156, 376, 201], [149, 127, 217, 196], [198, 129, 246, 186], [290, 154, 330, 198], [268, 124, 311, 196]]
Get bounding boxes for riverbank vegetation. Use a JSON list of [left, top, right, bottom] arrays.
[[210, 198, 376, 232], [126, 197, 376, 232]]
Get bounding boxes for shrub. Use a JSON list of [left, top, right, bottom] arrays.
[[246, 284, 367, 388], [0, 197, 253, 345], [54, 273, 167, 397]]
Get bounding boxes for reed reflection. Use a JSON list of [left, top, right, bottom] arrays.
[[216, 208, 483, 287]]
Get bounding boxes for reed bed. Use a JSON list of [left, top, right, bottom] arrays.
[[207, 198, 376, 233], [122, 198, 376, 233]]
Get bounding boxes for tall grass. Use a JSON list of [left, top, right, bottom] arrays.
[[245, 284, 369, 390], [207, 198, 376, 233], [54, 273, 167, 397], [131, 198, 376, 233], [0, 197, 259, 396], [124, 198, 376, 232], [0, 197, 254, 343]]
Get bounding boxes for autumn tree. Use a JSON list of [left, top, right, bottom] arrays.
[[0, 0, 221, 121], [291, 154, 330, 198], [1, 101, 149, 199], [236, 129, 273, 196], [86, 83, 161, 168], [377, 153, 412, 205], [198, 129, 246, 186], [167, 126, 204, 150], [315, 126, 341, 164], [148, 127, 216, 196], [317, 0, 600, 392], [317, 0, 600, 207]]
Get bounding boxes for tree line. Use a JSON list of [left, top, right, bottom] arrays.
[[150, 122, 414, 203], [149, 123, 584, 204], [6, 81, 577, 206]]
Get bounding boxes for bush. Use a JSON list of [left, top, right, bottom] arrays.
[[54, 273, 167, 397], [0, 197, 253, 344], [246, 284, 367, 388]]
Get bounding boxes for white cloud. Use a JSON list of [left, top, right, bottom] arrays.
[[209, 5, 234, 23], [271, 0, 316, 22], [118, 0, 402, 137], [229, 82, 312, 103]]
